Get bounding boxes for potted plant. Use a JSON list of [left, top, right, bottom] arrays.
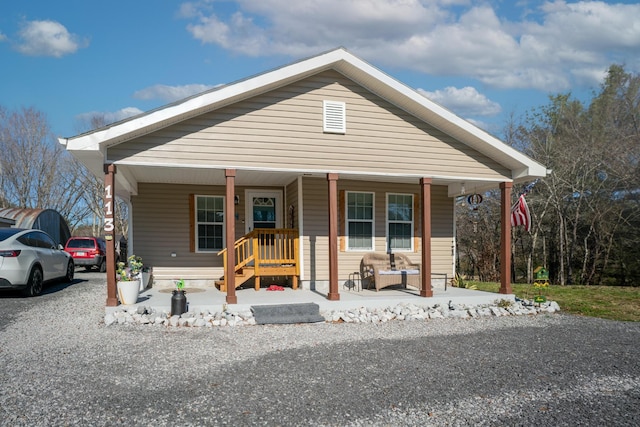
[[171, 279, 187, 316], [116, 255, 143, 305], [140, 265, 152, 292]]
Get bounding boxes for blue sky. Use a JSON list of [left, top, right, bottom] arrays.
[[1, 0, 639, 139]]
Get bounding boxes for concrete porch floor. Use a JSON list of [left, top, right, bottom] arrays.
[[109, 283, 515, 315]]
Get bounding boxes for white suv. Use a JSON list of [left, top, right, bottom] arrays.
[[0, 228, 74, 296]]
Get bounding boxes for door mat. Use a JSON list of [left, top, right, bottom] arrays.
[[251, 303, 325, 325]]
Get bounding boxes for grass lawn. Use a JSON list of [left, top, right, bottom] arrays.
[[469, 281, 640, 322]]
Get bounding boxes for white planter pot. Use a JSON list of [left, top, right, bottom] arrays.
[[117, 280, 140, 305], [140, 271, 151, 292]]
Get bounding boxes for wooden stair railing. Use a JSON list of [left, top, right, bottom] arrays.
[[217, 228, 299, 291]]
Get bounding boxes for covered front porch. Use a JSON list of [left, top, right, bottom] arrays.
[[108, 282, 513, 316], [100, 166, 518, 307]]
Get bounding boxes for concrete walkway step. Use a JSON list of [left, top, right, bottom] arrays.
[[251, 302, 325, 324]]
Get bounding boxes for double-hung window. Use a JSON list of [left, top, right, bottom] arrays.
[[387, 193, 413, 251], [346, 191, 374, 250], [196, 196, 224, 252]]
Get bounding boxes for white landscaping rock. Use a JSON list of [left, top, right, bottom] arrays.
[[428, 310, 444, 319], [104, 313, 116, 326], [103, 296, 560, 328], [490, 307, 504, 317], [476, 307, 492, 317], [449, 310, 470, 319]]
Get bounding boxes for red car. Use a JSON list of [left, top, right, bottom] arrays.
[[64, 237, 107, 272]]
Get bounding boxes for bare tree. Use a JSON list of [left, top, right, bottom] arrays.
[[0, 106, 129, 240], [456, 65, 640, 286], [73, 113, 129, 238], [0, 106, 88, 221], [508, 65, 640, 285]]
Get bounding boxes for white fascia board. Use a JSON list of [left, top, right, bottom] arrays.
[[60, 141, 105, 174], [332, 52, 548, 179], [512, 164, 549, 181], [63, 49, 349, 152], [115, 166, 138, 196]]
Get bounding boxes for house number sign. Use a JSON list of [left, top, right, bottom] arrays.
[[104, 183, 114, 233]]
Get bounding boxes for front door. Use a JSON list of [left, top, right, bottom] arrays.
[[245, 190, 283, 233]]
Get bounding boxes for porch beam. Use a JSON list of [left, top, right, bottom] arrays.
[[225, 169, 237, 304], [420, 178, 433, 297], [500, 181, 513, 294], [327, 173, 340, 301], [104, 164, 118, 307]]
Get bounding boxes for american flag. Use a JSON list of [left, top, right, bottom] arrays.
[[511, 194, 531, 232]]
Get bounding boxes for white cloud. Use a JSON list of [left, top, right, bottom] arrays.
[[179, 0, 640, 92], [76, 107, 143, 126], [570, 66, 608, 87], [16, 20, 87, 57], [177, 2, 201, 19], [133, 84, 216, 102], [0, 32, 7, 42], [184, 0, 445, 57], [419, 86, 502, 117]]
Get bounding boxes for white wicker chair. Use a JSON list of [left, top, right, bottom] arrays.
[[360, 252, 421, 291]]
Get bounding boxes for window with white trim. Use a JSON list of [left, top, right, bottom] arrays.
[[346, 191, 374, 250], [387, 193, 413, 251], [196, 196, 224, 251]]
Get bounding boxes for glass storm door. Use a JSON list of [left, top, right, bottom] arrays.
[[245, 190, 282, 233]]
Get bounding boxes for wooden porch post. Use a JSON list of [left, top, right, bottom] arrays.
[[225, 169, 237, 304], [327, 173, 340, 301], [500, 181, 513, 294], [103, 164, 118, 306], [420, 178, 433, 297]]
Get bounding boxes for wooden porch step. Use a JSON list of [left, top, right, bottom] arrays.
[[215, 267, 255, 292]]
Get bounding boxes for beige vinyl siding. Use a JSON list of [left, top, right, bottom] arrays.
[[132, 183, 282, 272], [301, 177, 454, 282], [301, 178, 329, 283], [132, 183, 223, 271], [108, 71, 509, 180], [430, 188, 455, 276], [131, 179, 452, 282]]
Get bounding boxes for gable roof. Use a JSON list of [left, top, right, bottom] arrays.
[[60, 47, 547, 192]]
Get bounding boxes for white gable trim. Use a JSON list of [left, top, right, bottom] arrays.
[[59, 47, 547, 180]]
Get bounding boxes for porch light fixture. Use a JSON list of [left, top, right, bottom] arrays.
[[234, 195, 240, 205], [460, 182, 466, 196]]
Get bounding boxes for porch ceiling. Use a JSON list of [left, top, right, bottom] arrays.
[[116, 163, 499, 197]]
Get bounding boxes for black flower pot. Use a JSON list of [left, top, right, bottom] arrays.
[[171, 290, 187, 316]]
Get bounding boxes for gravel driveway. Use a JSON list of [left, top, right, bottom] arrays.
[[1, 271, 638, 426]]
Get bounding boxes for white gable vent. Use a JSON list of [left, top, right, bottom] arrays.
[[323, 100, 346, 134]]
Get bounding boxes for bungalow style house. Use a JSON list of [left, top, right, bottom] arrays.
[[59, 48, 547, 306]]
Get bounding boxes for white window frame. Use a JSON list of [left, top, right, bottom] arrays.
[[386, 193, 414, 252], [195, 195, 225, 253], [346, 191, 375, 251]]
